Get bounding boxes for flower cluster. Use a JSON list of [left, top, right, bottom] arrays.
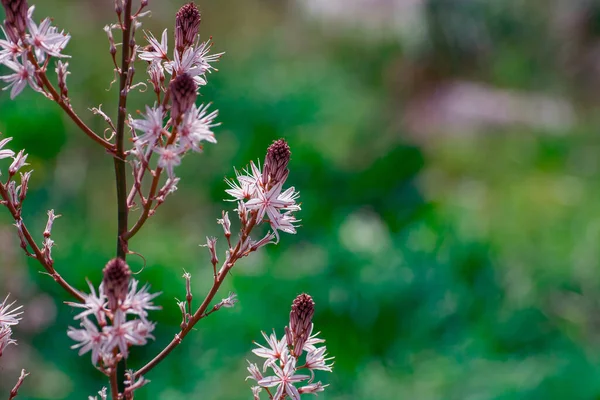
[[0, 1, 70, 98], [139, 1, 221, 89], [247, 294, 333, 399], [67, 259, 160, 369], [0, 294, 23, 357], [125, 2, 222, 209], [226, 139, 301, 245]]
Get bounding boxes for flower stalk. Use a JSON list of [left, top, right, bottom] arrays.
[[0, 1, 326, 397]]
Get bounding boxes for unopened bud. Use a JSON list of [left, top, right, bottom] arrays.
[[147, 60, 164, 94], [205, 236, 218, 267], [6, 181, 18, 206], [182, 271, 192, 305], [18, 170, 31, 202], [287, 293, 314, 356], [43, 209, 60, 238], [42, 237, 54, 265], [169, 73, 197, 120], [251, 386, 262, 400], [299, 382, 326, 395], [1, 0, 29, 42], [102, 258, 131, 311], [262, 139, 290, 187], [13, 220, 27, 252], [217, 211, 231, 241], [175, 2, 201, 54], [55, 61, 70, 99]]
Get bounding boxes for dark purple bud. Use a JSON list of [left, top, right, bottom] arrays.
[[102, 258, 131, 312], [263, 139, 291, 187], [175, 2, 201, 54], [169, 73, 197, 120], [287, 293, 315, 357], [1, 0, 28, 42]]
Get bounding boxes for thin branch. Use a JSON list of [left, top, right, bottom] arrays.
[[134, 214, 258, 378], [0, 184, 84, 302], [27, 53, 114, 152], [8, 369, 29, 400]]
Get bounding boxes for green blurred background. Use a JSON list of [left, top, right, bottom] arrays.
[[3, 0, 600, 398]]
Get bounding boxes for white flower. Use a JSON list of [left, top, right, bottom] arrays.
[[0, 294, 23, 326], [304, 346, 334, 373], [138, 29, 168, 62], [0, 137, 15, 160], [67, 317, 106, 365], [0, 55, 40, 99], [165, 42, 222, 87], [129, 104, 164, 150], [215, 292, 238, 310], [67, 280, 108, 325], [121, 279, 161, 322], [156, 145, 183, 179], [302, 324, 325, 353], [0, 26, 24, 64], [177, 103, 219, 151], [257, 357, 308, 400], [270, 211, 300, 241], [0, 325, 16, 356], [252, 330, 289, 372], [26, 6, 70, 61], [246, 182, 299, 224], [103, 310, 150, 358], [225, 161, 262, 201], [8, 149, 28, 175]]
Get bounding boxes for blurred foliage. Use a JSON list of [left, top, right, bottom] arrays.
[[2, 0, 600, 399]]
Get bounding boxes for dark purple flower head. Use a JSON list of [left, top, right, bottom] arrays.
[[175, 2, 201, 53], [1, 0, 28, 42], [170, 73, 197, 120], [263, 139, 291, 187], [102, 258, 131, 312], [286, 293, 314, 357]]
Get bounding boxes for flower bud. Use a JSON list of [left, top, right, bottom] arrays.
[[55, 61, 70, 99], [205, 236, 218, 267], [299, 382, 326, 395], [1, 0, 29, 42], [175, 2, 201, 54], [43, 209, 60, 238], [18, 170, 31, 202], [9, 150, 28, 176], [287, 293, 314, 357], [262, 139, 290, 187], [217, 211, 231, 241], [148, 60, 164, 95], [102, 258, 131, 312], [169, 73, 197, 120]]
